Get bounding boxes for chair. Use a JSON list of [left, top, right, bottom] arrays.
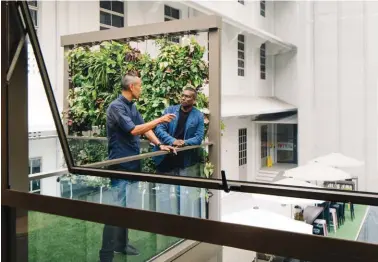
[[329, 208, 338, 233], [314, 219, 328, 236], [330, 203, 342, 227], [336, 202, 346, 225], [317, 202, 331, 231], [312, 223, 325, 236], [350, 203, 355, 221]]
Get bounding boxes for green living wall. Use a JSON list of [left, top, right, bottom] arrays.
[[63, 38, 215, 186]]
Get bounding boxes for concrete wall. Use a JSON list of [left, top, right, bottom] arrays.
[[29, 136, 61, 196], [306, 1, 378, 191], [189, 0, 275, 34]]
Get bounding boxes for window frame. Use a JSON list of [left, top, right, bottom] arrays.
[[29, 157, 42, 193], [260, 43, 266, 80], [238, 128, 247, 166], [237, 34, 245, 77], [28, 0, 38, 30], [5, 4, 378, 262], [99, 0, 125, 30], [164, 5, 181, 43], [260, 0, 266, 17]]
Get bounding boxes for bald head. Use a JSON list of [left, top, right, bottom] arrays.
[[122, 74, 140, 91], [121, 74, 142, 99]]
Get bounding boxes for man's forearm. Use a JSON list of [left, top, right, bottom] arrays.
[[130, 118, 161, 136], [145, 130, 161, 146]]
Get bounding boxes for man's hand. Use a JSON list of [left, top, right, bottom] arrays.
[[173, 139, 185, 147], [159, 145, 177, 155], [159, 113, 176, 124]]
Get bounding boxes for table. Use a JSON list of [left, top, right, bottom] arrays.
[[303, 206, 324, 224]]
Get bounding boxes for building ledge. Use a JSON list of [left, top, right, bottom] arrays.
[[185, 1, 297, 55], [222, 96, 297, 118]]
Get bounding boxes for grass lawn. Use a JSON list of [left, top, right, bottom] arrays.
[[28, 211, 180, 262], [327, 204, 367, 241]]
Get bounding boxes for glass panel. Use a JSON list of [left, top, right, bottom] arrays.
[[24, 210, 181, 262], [100, 0, 111, 10], [238, 60, 245, 68], [28, 1, 38, 7], [30, 174, 378, 246], [30, 9, 38, 27], [112, 14, 124, 27], [238, 42, 244, 51], [171, 8, 180, 19], [57, 171, 207, 219], [276, 124, 296, 164], [238, 34, 244, 42], [238, 51, 244, 60], [112, 1, 124, 14], [164, 5, 170, 16], [100, 11, 111, 26], [14, 207, 378, 262], [31, 159, 41, 173]]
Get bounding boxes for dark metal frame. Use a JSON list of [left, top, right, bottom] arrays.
[[2, 2, 378, 262]]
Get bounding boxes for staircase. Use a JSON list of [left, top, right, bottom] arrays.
[[255, 169, 280, 182]]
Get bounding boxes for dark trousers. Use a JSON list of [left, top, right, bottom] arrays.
[[99, 165, 139, 262]]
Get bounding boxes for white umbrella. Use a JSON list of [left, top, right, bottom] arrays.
[[252, 193, 324, 205], [308, 153, 364, 168], [283, 163, 352, 181], [274, 178, 320, 188], [222, 208, 313, 235]]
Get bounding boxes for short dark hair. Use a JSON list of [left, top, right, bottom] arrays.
[[121, 73, 139, 91], [184, 87, 197, 99]]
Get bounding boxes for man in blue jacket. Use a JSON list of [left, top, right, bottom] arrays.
[[154, 87, 205, 217]]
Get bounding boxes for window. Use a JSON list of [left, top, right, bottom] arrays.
[[164, 5, 181, 43], [29, 158, 42, 194], [237, 34, 245, 76], [100, 0, 125, 30], [28, 0, 38, 29], [164, 5, 180, 21], [239, 128, 247, 166], [260, 0, 266, 17], [260, 43, 266, 80], [238, 0, 245, 5]]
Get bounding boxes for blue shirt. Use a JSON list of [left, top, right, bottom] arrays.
[[106, 95, 144, 171]]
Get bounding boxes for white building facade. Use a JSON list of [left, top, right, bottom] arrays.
[[28, 1, 378, 198]]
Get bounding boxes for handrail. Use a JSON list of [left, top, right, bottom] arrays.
[[28, 169, 68, 181], [81, 142, 212, 168], [28, 143, 212, 180], [67, 135, 151, 146]]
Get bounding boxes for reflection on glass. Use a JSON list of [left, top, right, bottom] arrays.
[[58, 172, 207, 261], [223, 246, 310, 262], [221, 191, 374, 244], [259, 123, 297, 170], [27, 211, 180, 262]]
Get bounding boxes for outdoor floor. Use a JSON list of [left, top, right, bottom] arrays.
[[28, 212, 180, 262], [327, 204, 367, 241]]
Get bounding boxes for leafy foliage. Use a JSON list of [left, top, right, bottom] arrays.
[[137, 38, 209, 123], [65, 41, 144, 135], [64, 38, 215, 189]]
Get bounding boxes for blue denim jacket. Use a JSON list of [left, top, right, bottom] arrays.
[[153, 105, 205, 168]]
